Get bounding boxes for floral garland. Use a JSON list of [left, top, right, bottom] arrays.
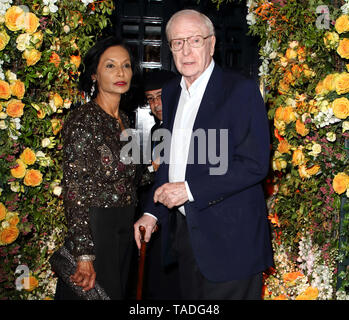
[[0, 0, 114, 299], [246, 0, 349, 300]]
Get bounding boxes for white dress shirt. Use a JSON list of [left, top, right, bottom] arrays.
[[145, 59, 215, 219], [169, 59, 215, 215]]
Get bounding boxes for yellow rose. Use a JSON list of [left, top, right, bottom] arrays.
[[272, 157, 287, 171], [278, 79, 290, 94], [0, 226, 19, 245], [24, 169, 43, 187], [52, 93, 63, 108], [0, 202, 7, 221], [0, 30, 10, 51], [4, 6, 25, 31], [299, 165, 311, 179], [335, 15, 349, 34], [307, 164, 320, 176], [0, 80, 11, 100], [295, 286, 319, 300], [10, 80, 25, 99], [332, 97, 349, 119], [22, 276, 39, 292], [10, 159, 26, 178], [333, 172, 349, 194], [323, 73, 338, 92], [295, 119, 309, 137], [20, 147, 36, 165], [315, 80, 326, 96], [324, 31, 339, 49], [24, 12, 39, 34], [6, 99, 24, 118], [292, 148, 306, 167], [51, 118, 62, 135], [334, 72, 349, 95], [285, 48, 297, 60], [23, 49, 41, 66], [32, 31, 43, 49], [337, 38, 349, 59]]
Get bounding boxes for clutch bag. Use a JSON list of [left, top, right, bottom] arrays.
[[49, 245, 110, 300]]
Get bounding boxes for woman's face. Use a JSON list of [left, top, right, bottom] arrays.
[[92, 45, 133, 97]]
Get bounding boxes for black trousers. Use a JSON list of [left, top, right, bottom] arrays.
[[174, 211, 263, 300], [55, 206, 136, 300]]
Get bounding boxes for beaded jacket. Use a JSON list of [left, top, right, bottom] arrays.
[[62, 100, 152, 257]]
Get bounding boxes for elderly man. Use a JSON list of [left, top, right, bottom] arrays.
[[134, 9, 273, 300]]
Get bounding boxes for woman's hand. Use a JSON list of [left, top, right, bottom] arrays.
[[70, 260, 96, 291]]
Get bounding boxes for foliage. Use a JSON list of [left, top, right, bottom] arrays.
[[0, 0, 114, 299], [245, 0, 349, 299]]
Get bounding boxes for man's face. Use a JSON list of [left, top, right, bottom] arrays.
[[168, 14, 215, 87], [145, 88, 162, 121]]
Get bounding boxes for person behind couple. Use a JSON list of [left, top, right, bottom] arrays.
[[55, 36, 152, 300], [134, 9, 273, 300]]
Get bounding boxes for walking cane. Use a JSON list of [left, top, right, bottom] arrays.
[[136, 225, 146, 300]]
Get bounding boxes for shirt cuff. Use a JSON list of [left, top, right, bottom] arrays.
[[184, 181, 194, 202], [144, 212, 158, 221]]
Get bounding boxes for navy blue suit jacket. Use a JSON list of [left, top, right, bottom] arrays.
[[143, 64, 273, 282]]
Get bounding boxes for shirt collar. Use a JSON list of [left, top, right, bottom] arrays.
[[180, 59, 215, 96]]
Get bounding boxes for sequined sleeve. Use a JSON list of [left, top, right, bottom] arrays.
[[62, 111, 96, 258]]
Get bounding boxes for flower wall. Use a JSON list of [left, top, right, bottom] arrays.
[[0, 0, 114, 299], [245, 0, 349, 299]]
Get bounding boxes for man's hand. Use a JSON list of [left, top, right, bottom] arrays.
[[134, 214, 158, 249], [154, 182, 189, 209], [70, 261, 96, 291]]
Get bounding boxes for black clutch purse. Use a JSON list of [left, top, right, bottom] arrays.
[[49, 245, 110, 300]]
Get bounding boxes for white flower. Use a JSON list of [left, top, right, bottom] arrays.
[[0, 112, 7, 119], [81, 0, 94, 6], [43, 0, 58, 13], [309, 143, 322, 157], [0, 120, 7, 129], [53, 186, 62, 196], [41, 137, 51, 148], [16, 33, 31, 51], [341, 3, 349, 14], [343, 121, 349, 132], [326, 132, 336, 142]]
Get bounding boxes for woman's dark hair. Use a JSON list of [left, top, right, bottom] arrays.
[[78, 36, 142, 112]]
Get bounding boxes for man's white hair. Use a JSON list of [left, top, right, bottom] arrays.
[[165, 9, 215, 41]]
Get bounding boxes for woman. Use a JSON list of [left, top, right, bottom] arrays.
[[55, 36, 151, 300]]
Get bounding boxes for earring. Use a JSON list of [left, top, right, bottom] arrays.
[[90, 80, 96, 97]]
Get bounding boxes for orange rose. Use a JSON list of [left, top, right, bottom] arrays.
[[337, 38, 349, 60], [295, 286, 319, 300], [0, 226, 19, 245], [333, 172, 349, 194], [10, 80, 25, 99], [20, 147, 36, 165], [23, 49, 41, 66], [334, 72, 349, 95], [10, 159, 26, 178], [23, 169, 43, 187], [315, 80, 326, 95], [0, 202, 6, 221], [24, 12, 39, 34], [6, 99, 24, 118], [51, 118, 62, 135], [37, 109, 46, 119], [335, 15, 349, 34], [8, 214, 20, 226], [273, 294, 288, 300], [292, 149, 306, 167], [276, 106, 297, 124], [283, 271, 304, 283], [277, 139, 291, 154], [0, 80, 11, 100], [4, 6, 25, 31], [332, 97, 349, 119], [49, 52, 61, 68], [278, 79, 290, 94], [297, 46, 306, 62], [0, 30, 10, 51], [70, 55, 81, 69], [22, 276, 39, 292], [296, 119, 309, 136], [307, 164, 320, 176]]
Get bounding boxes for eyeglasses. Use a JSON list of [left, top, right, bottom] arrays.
[[169, 34, 213, 52], [146, 94, 162, 104]]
